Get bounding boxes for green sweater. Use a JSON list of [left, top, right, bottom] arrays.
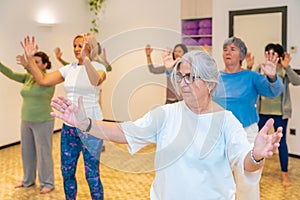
[[0, 62, 55, 122]]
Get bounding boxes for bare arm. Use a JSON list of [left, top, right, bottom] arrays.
[[81, 35, 106, 86], [50, 96, 127, 143], [83, 57, 106, 86]]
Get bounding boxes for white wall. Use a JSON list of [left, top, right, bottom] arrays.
[[96, 0, 181, 121], [212, 0, 300, 155], [0, 0, 181, 147]]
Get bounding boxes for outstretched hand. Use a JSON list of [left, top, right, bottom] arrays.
[[280, 52, 292, 68], [20, 36, 38, 58], [253, 118, 283, 160], [16, 54, 28, 68], [50, 96, 88, 130], [260, 50, 279, 81], [162, 47, 180, 70]]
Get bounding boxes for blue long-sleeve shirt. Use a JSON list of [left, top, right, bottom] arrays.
[[213, 70, 283, 127]]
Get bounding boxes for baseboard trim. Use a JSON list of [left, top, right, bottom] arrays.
[[289, 154, 300, 159], [0, 119, 119, 150], [0, 130, 61, 150]]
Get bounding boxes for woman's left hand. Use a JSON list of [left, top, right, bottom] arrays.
[[16, 54, 28, 68], [252, 118, 283, 161]]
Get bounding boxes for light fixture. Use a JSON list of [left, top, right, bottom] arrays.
[[36, 8, 57, 26]]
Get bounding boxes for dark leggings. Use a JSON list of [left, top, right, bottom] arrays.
[[61, 124, 104, 200], [258, 114, 289, 172]]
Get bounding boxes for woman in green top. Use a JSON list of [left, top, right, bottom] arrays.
[[0, 51, 55, 194]]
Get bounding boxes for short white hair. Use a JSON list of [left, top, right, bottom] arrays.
[[171, 50, 219, 96]]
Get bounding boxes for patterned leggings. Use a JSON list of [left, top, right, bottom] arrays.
[[61, 124, 104, 200]]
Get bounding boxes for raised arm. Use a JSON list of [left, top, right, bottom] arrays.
[[21, 36, 64, 86], [281, 52, 300, 85], [82, 34, 106, 86], [162, 47, 180, 72], [54, 47, 69, 66], [145, 44, 154, 65], [260, 50, 279, 82], [50, 96, 127, 144], [99, 47, 112, 72]]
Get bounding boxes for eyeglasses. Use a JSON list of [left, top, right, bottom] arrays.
[[176, 73, 201, 84]]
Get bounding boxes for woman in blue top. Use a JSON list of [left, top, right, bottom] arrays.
[[213, 36, 283, 200]]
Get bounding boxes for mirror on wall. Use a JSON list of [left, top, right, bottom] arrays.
[[228, 6, 287, 68]]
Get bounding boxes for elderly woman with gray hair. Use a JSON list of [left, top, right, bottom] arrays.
[[50, 50, 282, 200], [213, 36, 284, 200]]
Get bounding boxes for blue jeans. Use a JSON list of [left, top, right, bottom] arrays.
[[61, 123, 104, 200], [258, 114, 289, 172]]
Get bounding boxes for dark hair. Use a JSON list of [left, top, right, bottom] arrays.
[[172, 43, 188, 60], [265, 43, 284, 64], [34, 51, 51, 69]]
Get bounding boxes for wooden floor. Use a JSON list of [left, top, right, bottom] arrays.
[[0, 132, 300, 200]]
